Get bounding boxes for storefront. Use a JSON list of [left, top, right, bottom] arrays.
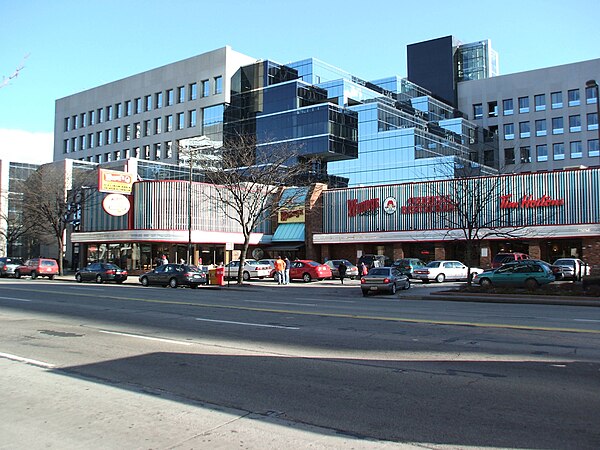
[[312, 169, 600, 271]]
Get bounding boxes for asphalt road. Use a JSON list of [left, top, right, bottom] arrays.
[[1, 277, 600, 449]]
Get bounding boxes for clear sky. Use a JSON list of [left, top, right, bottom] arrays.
[[1, 0, 599, 163]]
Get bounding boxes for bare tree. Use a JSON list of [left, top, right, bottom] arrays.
[[0, 209, 37, 256], [196, 134, 316, 284], [20, 164, 96, 275]]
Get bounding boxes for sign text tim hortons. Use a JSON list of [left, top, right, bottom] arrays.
[[401, 196, 455, 214], [500, 194, 564, 209], [348, 198, 379, 217]]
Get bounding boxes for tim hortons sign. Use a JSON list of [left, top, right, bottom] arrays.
[[500, 194, 564, 209]]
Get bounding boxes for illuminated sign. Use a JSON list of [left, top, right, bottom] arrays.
[[98, 169, 134, 194], [278, 207, 305, 223], [348, 198, 380, 217], [500, 194, 564, 209], [401, 196, 455, 214], [383, 197, 397, 214], [102, 193, 131, 217]]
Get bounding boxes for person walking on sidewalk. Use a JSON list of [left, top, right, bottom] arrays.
[[274, 256, 285, 285], [338, 261, 347, 284], [284, 257, 291, 285]]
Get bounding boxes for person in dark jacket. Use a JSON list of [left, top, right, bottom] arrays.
[[338, 261, 347, 284]]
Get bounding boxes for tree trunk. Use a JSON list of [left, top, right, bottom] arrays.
[[237, 234, 251, 285]]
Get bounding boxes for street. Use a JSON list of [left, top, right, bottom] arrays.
[[1, 277, 600, 449]]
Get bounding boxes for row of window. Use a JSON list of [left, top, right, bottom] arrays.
[[473, 85, 598, 119], [63, 76, 223, 131], [77, 142, 174, 164], [62, 105, 224, 153], [504, 139, 599, 165], [502, 113, 598, 140]]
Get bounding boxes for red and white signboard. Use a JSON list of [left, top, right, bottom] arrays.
[[98, 169, 134, 194], [102, 193, 131, 217]]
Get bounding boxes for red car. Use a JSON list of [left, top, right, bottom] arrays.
[[289, 260, 332, 282], [15, 258, 59, 279]]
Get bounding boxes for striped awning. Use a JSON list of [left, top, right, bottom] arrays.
[[272, 223, 305, 242]]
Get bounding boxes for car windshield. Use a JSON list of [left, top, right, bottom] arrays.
[[41, 260, 55, 266], [426, 261, 441, 268], [493, 254, 511, 262], [6, 258, 23, 265], [307, 261, 320, 267], [554, 259, 575, 267], [103, 263, 120, 270], [369, 268, 389, 276]]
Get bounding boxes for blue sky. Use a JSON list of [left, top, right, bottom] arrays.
[[1, 0, 599, 162]]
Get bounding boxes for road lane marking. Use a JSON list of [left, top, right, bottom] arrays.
[[0, 296, 31, 302], [0, 351, 55, 368], [573, 319, 600, 323], [245, 300, 315, 306], [295, 297, 355, 303], [98, 330, 192, 345], [195, 318, 299, 329], [2, 285, 600, 334]]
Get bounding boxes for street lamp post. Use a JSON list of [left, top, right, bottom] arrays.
[[586, 80, 600, 166]]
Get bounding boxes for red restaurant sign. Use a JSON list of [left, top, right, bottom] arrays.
[[500, 194, 564, 209], [348, 198, 380, 217], [401, 196, 455, 214]]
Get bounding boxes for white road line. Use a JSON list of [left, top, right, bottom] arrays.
[[0, 296, 31, 302], [0, 352, 55, 368], [98, 330, 192, 345], [294, 297, 355, 304], [195, 318, 299, 330], [573, 319, 600, 323], [245, 300, 315, 306]]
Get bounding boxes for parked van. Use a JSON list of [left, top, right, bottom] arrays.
[[491, 252, 530, 268]]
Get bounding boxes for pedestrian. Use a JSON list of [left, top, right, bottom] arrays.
[[284, 257, 291, 284], [161, 254, 169, 265], [179, 258, 186, 265], [274, 256, 285, 285], [338, 261, 347, 284], [360, 262, 368, 276]]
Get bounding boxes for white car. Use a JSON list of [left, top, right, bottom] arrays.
[[224, 259, 272, 281], [552, 258, 590, 281], [412, 260, 483, 283]]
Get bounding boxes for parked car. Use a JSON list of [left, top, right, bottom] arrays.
[[412, 260, 483, 283], [391, 258, 426, 278], [0, 257, 24, 278], [491, 252, 531, 268], [361, 267, 410, 296], [14, 258, 59, 279], [224, 259, 272, 281], [139, 263, 207, 288], [290, 260, 332, 282], [258, 258, 278, 278], [75, 262, 128, 283], [473, 260, 555, 289], [552, 258, 590, 281], [357, 254, 392, 270], [324, 259, 359, 279]]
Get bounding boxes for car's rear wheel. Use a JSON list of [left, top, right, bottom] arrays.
[[31, 271, 37, 280], [403, 280, 411, 290], [169, 277, 178, 288], [525, 278, 539, 290], [480, 278, 492, 288], [390, 283, 397, 294], [302, 273, 312, 282], [435, 273, 445, 283], [76, 273, 82, 283], [95, 275, 103, 284], [362, 290, 369, 297], [190, 284, 198, 289], [48, 275, 55, 280], [140, 276, 149, 287], [243, 271, 250, 281]]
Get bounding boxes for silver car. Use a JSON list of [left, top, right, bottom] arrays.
[[0, 257, 25, 278], [412, 260, 483, 283], [325, 259, 359, 279], [361, 267, 410, 296], [552, 258, 590, 281]]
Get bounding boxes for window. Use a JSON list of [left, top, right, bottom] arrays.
[[568, 89, 580, 107], [114, 150, 121, 161], [106, 105, 113, 121], [552, 117, 564, 134], [177, 112, 184, 130], [473, 104, 483, 119], [145, 95, 152, 111], [520, 146, 531, 164], [133, 147, 140, 158], [135, 98, 142, 114], [80, 112, 86, 128], [115, 103, 122, 119], [178, 86, 185, 103], [155, 117, 162, 134], [488, 101, 497, 117], [124, 124, 131, 141], [154, 143, 161, 160], [144, 120, 151, 136], [502, 99, 513, 115], [79, 135, 86, 150], [535, 119, 547, 136], [536, 144, 548, 162], [124, 149, 131, 159], [587, 112, 598, 130], [97, 108, 104, 123], [570, 141, 582, 158], [156, 92, 163, 109], [71, 137, 77, 152], [97, 131, 103, 146], [189, 83, 197, 100], [72, 115, 78, 129], [88, 133, 94, 148], [89, 110, 95, 126], [589, 139, 599, 157], [569, 115, 581, 132], [166, 89, 173, 106], [202, 79, 210, 97], [63, 139, 69, 153], [503, 123, 515, 140], [504, 148, 515, 165], [519, 121, 530, 138], [165, 141, 173, 158], [534, 94, 546, 111], [115, 127, 121, 143], [214, 76, 223, 94], [518, 96, 529, 113], [188, 109, 197, 127], [125, 100, 132, 116], [165, 115, 173, 132], [551, 91, 563, 109], [586, 85, 598, 104], [553, 142, 565, 160], [64, 117, 70, 132], [144, 145, 151, 160], [134, 122, 141, 139], [106, 128, 113, 145]]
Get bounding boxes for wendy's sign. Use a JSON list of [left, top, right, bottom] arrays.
[[348, 198, 380, 217], [500, 194, 564, 209]]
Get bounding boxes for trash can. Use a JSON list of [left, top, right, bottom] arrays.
[[208, 268, 217, 285], [215, 266, 225, 286]]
